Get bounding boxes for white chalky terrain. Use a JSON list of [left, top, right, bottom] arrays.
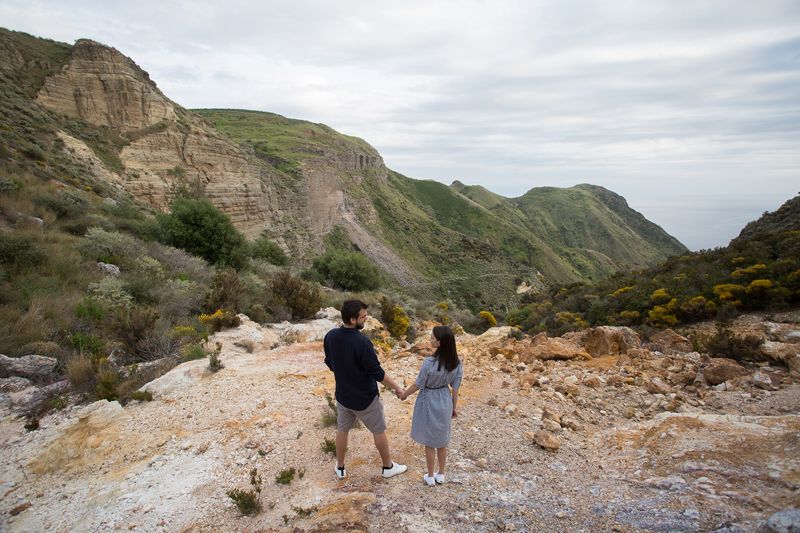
[[1, 312, 799, 532]]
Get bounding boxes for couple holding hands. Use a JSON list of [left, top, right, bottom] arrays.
[[323, 300, 464, 487]]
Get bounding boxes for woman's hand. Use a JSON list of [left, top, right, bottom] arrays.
[[452, 409, 457, 418]]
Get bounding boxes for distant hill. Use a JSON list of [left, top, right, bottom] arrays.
[[1, 27, 685, 307], [733, 194, 800, 244], [506, 194, 800, 334]]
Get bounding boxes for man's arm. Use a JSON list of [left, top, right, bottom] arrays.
[[323, 334, 333, 371], [360, 341, 402, 395], [380, 374, 404, 397]]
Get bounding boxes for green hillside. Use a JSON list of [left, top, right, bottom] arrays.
[[507, 194, 800, 335], [1, 26, 687, 313], [196, 109, 686, 307]]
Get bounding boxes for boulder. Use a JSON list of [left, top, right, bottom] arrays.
[[0, 376, 33, 393], [464, 326, 515, 355], [212, 314, 280, 350], [761, 341, 800, 373], [264, 316, 337, 343], [564, 326, 641, 357], [645, 377, 672, 395], [519, 336, 591, 362], [756, 508, 800, 533], [0, 354, 58, 382], [97, 262, 120, 276], [13, 379, 69, 416], [315, 307, 341, 321], [648, 329, 693, 353], [702, 358, 749, 386], [752, 370, 777, 390], [531, 430, 561, 450]]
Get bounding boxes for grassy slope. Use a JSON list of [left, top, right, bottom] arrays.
[[195, 109, 687, 308]]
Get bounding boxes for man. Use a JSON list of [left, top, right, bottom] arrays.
[[323, 299, 407, 480]]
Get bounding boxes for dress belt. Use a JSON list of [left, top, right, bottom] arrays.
[[425, 385, 448, 390]]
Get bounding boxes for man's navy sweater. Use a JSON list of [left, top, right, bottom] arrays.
[[323, 326, 386, 410]]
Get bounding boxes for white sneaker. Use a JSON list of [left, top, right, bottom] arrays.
[[423, 474, 436, 486], [381, 462, 407, 479], [334, 465, 346, 480], [434, 472, 446, 484]]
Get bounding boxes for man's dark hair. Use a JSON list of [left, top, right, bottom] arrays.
[[341, 299, 368, 325]]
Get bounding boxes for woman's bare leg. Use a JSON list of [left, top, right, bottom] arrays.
[[425, 446, 436, 476], [436, 447, 447, 474]]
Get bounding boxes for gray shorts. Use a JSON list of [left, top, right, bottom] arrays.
[[337, 395, 387, 434]]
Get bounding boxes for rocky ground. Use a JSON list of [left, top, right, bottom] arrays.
[[1, 311, 799, 532]]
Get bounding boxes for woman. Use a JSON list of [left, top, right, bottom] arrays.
[[400, 325, 463, 486]]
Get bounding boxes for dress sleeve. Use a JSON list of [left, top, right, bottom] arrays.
[[414, 358, 430, 388], [451, 362, 464, 390]]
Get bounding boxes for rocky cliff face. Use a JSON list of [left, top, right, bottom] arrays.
[[33, 40, 304, 244], [36, 39, 175, 130], [32, 38, 407, 266]]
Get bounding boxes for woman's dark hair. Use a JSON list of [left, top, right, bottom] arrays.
[[433, 325, 460, 372], [341, 299, 368, 324]]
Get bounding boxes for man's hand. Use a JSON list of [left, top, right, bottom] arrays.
[[394, 387, 404, 399]]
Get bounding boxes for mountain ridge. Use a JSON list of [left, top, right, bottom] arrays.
[[1, 27, 686, 306]]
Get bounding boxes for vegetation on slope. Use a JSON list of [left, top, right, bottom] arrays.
[[507, 195, 800, 336]]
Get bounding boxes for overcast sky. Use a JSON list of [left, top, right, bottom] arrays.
[[3, 1, 799, 250]]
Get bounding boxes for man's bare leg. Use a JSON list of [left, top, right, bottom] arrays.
[[336, 430, 349, 468], [373, 431, 392, 467]]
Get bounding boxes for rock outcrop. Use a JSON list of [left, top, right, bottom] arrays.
[[37, 40, 176, 130]]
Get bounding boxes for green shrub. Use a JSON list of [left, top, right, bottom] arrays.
[[321, 392, 338, 427], [205, 268, 245, 314], [88, 277, 134, 310], [110, 306, 159, 361], [75, 297, 105, 322], [32, 189, 87, 219], [251, 235, 288, 266], [182, 343, 206, 361], [275, 467, 296, 485], [379, 296, 410, 339], [95, 362, 120, 401], [67, 331, 105, 355], [130, 390, 153, 402], [310, 251, 380, 291], [208, 342, 224, 372], [0, 233, 46, 270], [269, 270, 321, 320], [227, 468, 263, 516], [321, 437, 336, 455], [479, 310, 497, 328], [77, 227, 144, 264], [199, 309, 240, 333], [157, 197, 248, 269]]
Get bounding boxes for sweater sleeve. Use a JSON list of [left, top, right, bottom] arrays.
[[323, 332, 333, 371], [359, 339, 385, 383]]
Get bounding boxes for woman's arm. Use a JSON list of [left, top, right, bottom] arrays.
[[400, 383, 419, 400], [451, 388, 459, 417]]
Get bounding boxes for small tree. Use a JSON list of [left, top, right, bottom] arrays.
[[157, 197, 248, 269], [269, 270, 321, 320], [311, 251, 380, 291], [251, 235, 288, 266]]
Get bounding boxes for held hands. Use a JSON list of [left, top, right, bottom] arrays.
[[394, 386, 406, 400]]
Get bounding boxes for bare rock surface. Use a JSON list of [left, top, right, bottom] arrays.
[[1, 312, 799, 532], [0, 354, 58, 382]]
